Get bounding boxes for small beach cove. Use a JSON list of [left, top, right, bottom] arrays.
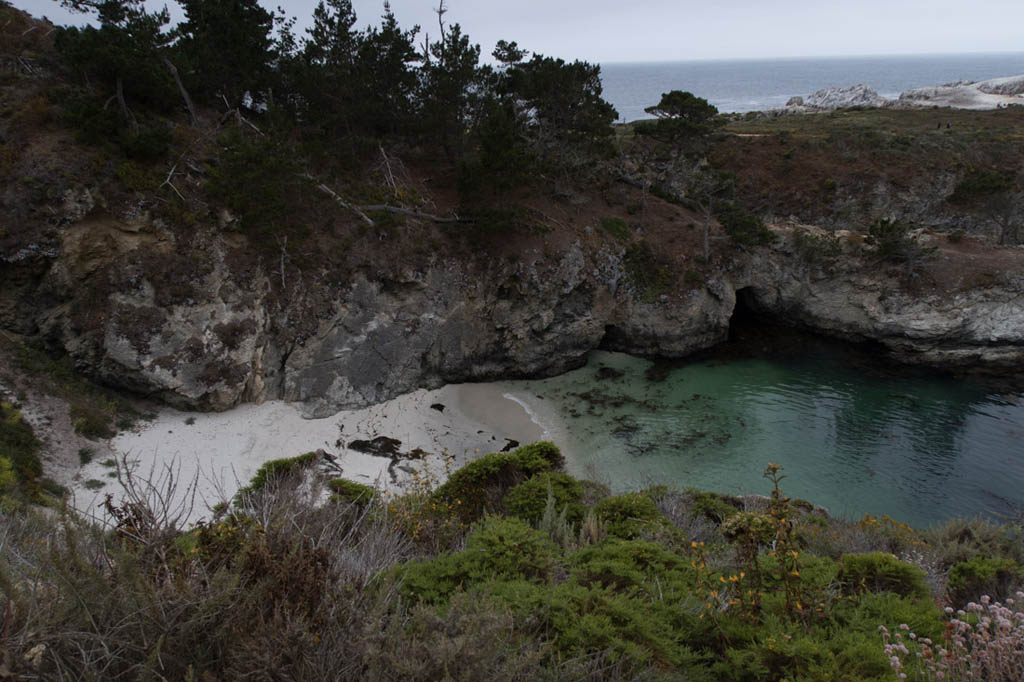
[[70, 382, 549, 523], [73, 317, 1024, 529]]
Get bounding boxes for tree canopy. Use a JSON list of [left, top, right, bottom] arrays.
[[50, 0, 620, 198], [637, 90, 719, 145]]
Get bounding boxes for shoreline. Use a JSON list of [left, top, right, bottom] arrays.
[[70, 383, 555, 524]]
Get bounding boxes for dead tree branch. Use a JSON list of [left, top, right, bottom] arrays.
[[307, 177, 375, 226], [160, 162, 185, 201], [357, 204, 470, 224], [306, 174, 473, 226], [164, 58, 199, 127]]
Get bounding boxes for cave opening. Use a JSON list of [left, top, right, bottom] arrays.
[[728, 287, 767, 344], [725, 286, 903, 373]]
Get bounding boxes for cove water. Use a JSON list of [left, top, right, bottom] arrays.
[[600, 52, 1024, 120], [494, 327, 1024, 529]]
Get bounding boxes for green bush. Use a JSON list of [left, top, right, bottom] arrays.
[[504, 472, 585, 524], [235, 452, 319, 501], [119, 121, 171, 161], [398, 516, 558, 604], [70, 403, 116, 440], [600, 216, 630, 242], [569, 538, 690, 592], [327, 478, 375, 506], [716, 203, 775, 248], [623, 240, 672, 303], [206, 130, 309, 247], [948, 168, 1013, 204], [685, 488, 743, 522], [865, 218, 935, 267], [487, 579, 709, 674], [430, 442, 564, 522], [0, 402, 42, 485], [947, 556, 1020, 604], [839, 552, 929, 599], [924, 517, 1024, 567], [593, 492, 668, 540]]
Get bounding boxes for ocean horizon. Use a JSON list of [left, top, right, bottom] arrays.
[[600, 52, 1024, 120]]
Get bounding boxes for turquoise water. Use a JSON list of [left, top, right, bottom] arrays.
[[501, 335, 1024, 528]]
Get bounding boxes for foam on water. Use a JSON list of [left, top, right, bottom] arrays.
[[502, 392, 552, 439]]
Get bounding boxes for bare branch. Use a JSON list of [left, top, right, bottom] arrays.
[[159, 163, 185, 202], [163, 58, 199, 127], [307, 177, 376, 225], [357, 204, 471, 224]]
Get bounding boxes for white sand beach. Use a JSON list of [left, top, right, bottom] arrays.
[[70, 383, 552, 524]]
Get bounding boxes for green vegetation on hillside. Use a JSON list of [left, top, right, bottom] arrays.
[[1, 442, 1020, 680]]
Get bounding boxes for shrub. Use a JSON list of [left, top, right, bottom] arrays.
[[716, 203, 775, 248], [924, 517, 1024, 567], [623, 240, 672, 303], [600, 216, 630, 242], [504, 472, 585, 524], [593, 492, 668, 540], [792, 227, 843, 266], [486, 579, 708, 673], [569, 538, 689, 592], [883, 594, 1024, 682], [0, 402, 42, 486], [234, 452, 319, 502], [840, 552, 930, 599], [206, 130, 308, 247], [685, 488, 743, 522], [865, 218, 935, 268], [71, 403, 116, 439], [327, 478, 376, 506], [947, 557, 1020, 604], [430, 442, 564, 523], [948, 168, 1013, 205], [397, 516, 558, 604], [119, 121, 172, 161]]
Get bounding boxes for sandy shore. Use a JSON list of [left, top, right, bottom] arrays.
[[70, 383, 552, 524]]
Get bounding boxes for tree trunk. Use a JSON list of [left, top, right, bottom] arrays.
[[164, 58, 200, 127]]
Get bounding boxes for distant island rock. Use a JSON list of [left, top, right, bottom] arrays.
[[782, 74, 1024, 112], [804, 83, 890, 109]]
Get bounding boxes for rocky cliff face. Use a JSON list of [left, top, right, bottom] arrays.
[[5, 207, 1023, 418], [739, 234, 1024, 372]]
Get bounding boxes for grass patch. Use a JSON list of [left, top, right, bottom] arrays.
[[12, 342, 140, 440], [77, 448, 94, 466], [600, 216, 631, 242]]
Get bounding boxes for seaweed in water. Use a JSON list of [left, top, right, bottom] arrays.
[[596, 366, 625, 381], [610, 415, 642, 441], [644, 361, 676, 383]]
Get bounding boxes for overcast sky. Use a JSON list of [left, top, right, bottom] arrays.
[[16, 0, 1024, 63]]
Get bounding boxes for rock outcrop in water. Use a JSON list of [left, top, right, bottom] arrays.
[[796, 84, 891, 110], [6, 202, 1023, 418]]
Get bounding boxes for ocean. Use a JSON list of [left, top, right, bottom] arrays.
[[600, 52, 1024, 121], [496, 341, 1024, 529]]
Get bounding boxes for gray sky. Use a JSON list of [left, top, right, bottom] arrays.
[[15, 0, 1024, 63]]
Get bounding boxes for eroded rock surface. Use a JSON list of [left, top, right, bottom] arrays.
[[5, 204, 1024, 418]]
